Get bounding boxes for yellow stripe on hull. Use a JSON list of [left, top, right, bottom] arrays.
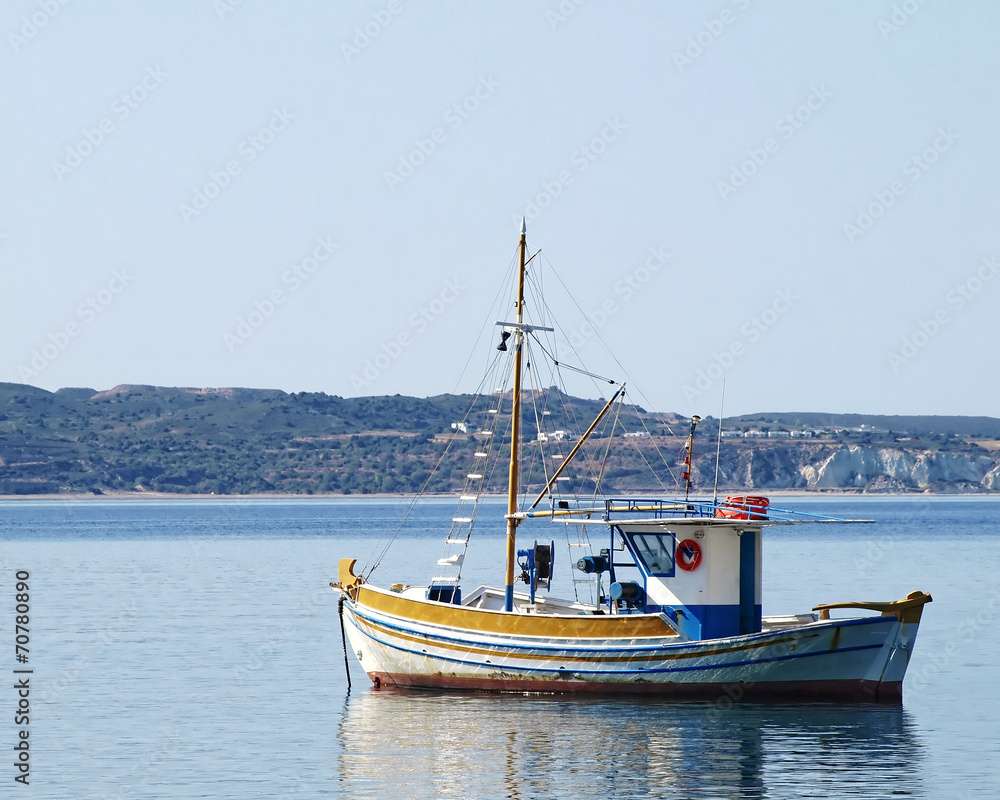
[[353, 612, 807, 663], [356, 585, 676, 639]]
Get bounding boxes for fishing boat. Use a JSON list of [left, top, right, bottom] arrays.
[[332, 221, 931, 703]]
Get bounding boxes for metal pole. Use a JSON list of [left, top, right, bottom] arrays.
[[712, 378, 726, 507]]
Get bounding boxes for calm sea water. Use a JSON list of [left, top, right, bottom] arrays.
[[2, 496, 999, 799]]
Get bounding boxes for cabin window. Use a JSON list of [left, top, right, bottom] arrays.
[[628, 532, 677, 576]]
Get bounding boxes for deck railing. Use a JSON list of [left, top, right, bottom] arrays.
[[528, 495, 870, 524]]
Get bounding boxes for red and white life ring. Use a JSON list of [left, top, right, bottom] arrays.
[[676, 538, 703, 571]]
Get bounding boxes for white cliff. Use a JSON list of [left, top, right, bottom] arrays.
[[799, 445, 997, 491]]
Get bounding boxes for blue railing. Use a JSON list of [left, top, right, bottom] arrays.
[[535, 495, 868, 524]]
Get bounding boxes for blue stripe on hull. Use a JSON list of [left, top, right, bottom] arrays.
[[347, 613, 887, 677]]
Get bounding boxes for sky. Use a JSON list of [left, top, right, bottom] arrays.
[[2, 1, 998, 417]]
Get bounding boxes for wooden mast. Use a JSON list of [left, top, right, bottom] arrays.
[[503, 218, 528, 612]]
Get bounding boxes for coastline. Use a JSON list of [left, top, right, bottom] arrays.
[[2, 488, 998, 501]]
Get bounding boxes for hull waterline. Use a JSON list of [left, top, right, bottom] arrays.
[[365, 672, 902, 703]]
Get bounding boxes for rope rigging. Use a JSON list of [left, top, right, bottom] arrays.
[[366, 231, 688, 600]]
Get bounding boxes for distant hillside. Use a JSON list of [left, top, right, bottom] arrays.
[[1, 382, 998, 495]]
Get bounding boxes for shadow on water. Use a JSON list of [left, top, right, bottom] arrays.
[[334, 690, 924, 799]]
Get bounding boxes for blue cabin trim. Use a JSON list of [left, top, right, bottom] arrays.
[[739, 531, 762, 634], [646, 603, 763, 640]]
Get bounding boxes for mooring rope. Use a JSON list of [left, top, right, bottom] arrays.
[[338, 595, 352, 693]]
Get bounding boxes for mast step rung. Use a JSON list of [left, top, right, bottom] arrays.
[[445, 538, 467, 544], [569, 543, 591, 547], [459, 494, 477, 501], [474, 452, 488, 457], [466, 474, 483, 480], [452, 517, 473, 523], [487, 409, 499, 414]]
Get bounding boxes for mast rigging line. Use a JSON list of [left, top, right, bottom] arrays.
[[527, 331, 618, 385], [525, 255, 680, 489], [363, 347, 508, 580], [524, 267, 607, 401], [540, 252, 678, 437], [529, 328, 592, 517], [523, 248, 542, 270], [522, 257, 671, 503], [445, 343, 513, 560], [527, 246, 625, 601], [524, 259, 680, 492], [521, 295, 594, 602], [519, 339, 552, 509], [455, 380, 515, 585], [627, 434, 673, 495], [528, 383, 627, 511], [628, 404, 681, 490], [449, 246, 519, 396], [591, 389, 625, 499], [712, 378, 726, 505]]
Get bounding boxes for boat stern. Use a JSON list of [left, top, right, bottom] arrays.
[[814, 590, 932, 702]]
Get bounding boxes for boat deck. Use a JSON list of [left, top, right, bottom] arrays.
[[399, 583, 822, 632]]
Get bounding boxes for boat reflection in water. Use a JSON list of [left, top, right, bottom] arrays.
[[336, 690, 923, 799]]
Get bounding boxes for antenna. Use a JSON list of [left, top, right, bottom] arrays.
[[712, 378, 726, 506], [682, 415, 702, 502]]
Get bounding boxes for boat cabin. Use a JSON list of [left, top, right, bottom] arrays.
[[607, 518, 762, 640]]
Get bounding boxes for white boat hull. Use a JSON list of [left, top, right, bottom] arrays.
[[341, 594, 922, 703]]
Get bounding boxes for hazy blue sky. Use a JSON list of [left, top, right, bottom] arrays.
[[3, 1, 998, 416]]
